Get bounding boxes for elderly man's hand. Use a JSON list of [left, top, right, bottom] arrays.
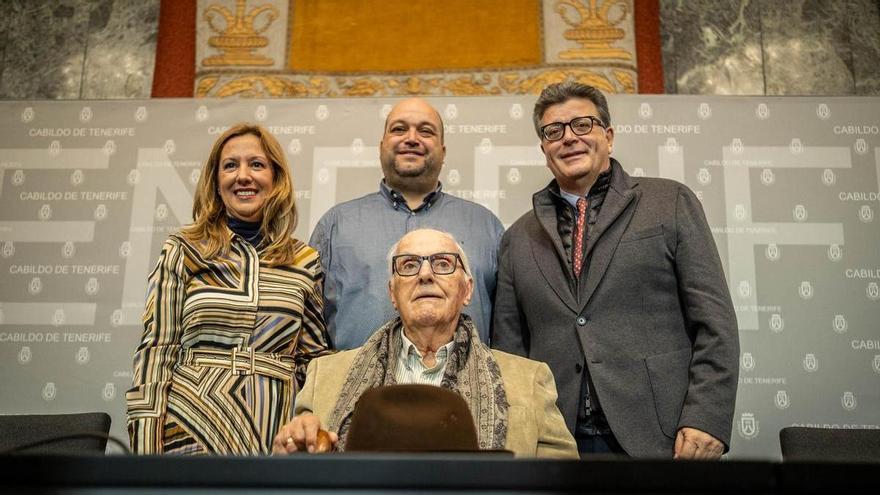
[[673, 427, 724, 460], [271, 413, 338, 454]]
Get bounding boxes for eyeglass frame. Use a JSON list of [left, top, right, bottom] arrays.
[[391, 252, 468, 277], [539, 115, 606, 142]]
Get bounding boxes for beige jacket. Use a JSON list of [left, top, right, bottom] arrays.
[[295, 348, 578, 459]]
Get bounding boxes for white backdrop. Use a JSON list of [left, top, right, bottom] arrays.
[[0, 95, 878, 459]]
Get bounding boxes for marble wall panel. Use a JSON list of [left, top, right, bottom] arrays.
[[0, 3, 8, 93], [670, 0, 764, 95], [0, 1, 91, 99], [850, 0, 880, 95], [81, 0, 160, 98], [659, 0, 677, 94], [762, 0, 854, 95]]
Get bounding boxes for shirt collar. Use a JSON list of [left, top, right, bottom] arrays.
[[399, 327, 454, 370], [551, 166, 614, 210], [379, 180, 443, 212]]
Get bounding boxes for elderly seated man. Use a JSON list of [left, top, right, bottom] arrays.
[[272, 228, 577, 458]]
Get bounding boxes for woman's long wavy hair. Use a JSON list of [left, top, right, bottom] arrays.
[[180, 123, 299, 266]]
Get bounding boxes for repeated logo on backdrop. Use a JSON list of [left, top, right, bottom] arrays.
[[0, 97, 878, 457]]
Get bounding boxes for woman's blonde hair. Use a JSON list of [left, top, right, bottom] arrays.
[[180, 123, 299, 266]]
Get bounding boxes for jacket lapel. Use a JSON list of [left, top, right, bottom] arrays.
[[530, 185, 578, 313], [579, 162, 640, 311]]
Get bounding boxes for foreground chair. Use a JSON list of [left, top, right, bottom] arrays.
[[0, 412, 112, 455], [779, 426, 880, 463]]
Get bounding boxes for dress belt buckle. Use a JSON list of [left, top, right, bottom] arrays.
[[231, 347, 256, 376]]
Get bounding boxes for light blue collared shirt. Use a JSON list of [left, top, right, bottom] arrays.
[[559, 188, 586, 221], [309, 181, 505, 349]]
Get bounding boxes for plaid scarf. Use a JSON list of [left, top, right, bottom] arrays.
[[327, 314, 508, 450]]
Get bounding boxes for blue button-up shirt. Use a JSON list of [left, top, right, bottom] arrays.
[[309, 181, 505, 349]]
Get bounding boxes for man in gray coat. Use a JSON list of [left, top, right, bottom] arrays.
[[493, 82, 739, 459]]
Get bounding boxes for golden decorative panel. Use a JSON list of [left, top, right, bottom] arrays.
[[288, 0, 541, 72], [195, 0, 638, 97]]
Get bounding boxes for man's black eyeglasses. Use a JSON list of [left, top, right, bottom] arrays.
[[392, 253, 466, 277], [540, 116, 606, 142]]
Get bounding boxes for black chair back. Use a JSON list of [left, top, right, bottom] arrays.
[[779, 426, 880, 463], [0, 412, 112, 455]]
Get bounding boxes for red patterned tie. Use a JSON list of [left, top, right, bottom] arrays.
[[573, 197, 588, 278]]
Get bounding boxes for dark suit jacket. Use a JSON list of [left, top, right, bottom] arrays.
[[493, 159, 739, 458]]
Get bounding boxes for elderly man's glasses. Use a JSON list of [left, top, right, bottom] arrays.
[[540, 116, 605, 142], [392, 253, 466, 277]]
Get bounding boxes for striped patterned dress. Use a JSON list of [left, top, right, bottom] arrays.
[[126, 233, 332, 455]]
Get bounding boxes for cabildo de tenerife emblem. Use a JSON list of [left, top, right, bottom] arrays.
[[827, 244, 842, 262], [21, 106, 35, 122], [62, 241, 76, 259], [444, 104, 458, 120], [71, 169, 84, 186], [738, 413, 759, 440], [446, 169, 460, 186], [774, 390, 789, 410], [798, 281, 813, 300], [509, 103, 523, 120], [769, 313, 784, 333], [696, 168, 711, 185], [741, 352, 755, 372], [12, 169, 25, 186], [76, 346, 90, 365], [351, 138, 364, 154], [821, 168, 836, 186], [254, 104, 267, 122], [833, 314, 847, 334], [507, 168, 521, 185], [755, 103, 769, 120], [867, 282, 880, 301], [841, 391, 857, 411], [135, 106, 148, 122], [873, 355, 880, 374], [854, 138, 868, 155], [765, 243, 780, 261], [315, 105, 329, 121], [479, 138, 492, 154], [803, 353, 818, 372], [288, 138, 302, 155], [698, 102, 711, 120], [638, 103, 652, 120], [2, 241, 13, 258], [79, 106, 93, 123], [18, 346, 32, 365], [859, 205, 874, 223], [42, 382, 56, 401], [730, 138, 743, 155], [196, 105, 209, 122], [103, 383, 116, 401]]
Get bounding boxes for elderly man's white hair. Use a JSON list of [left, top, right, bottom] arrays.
[[386, 229, 472, 280]]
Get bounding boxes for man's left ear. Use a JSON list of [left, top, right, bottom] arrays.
[[606, 126, 615, 153], [463, 278, 474, 306]]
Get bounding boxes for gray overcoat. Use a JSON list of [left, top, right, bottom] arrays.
[[493, 159, 740, 457]]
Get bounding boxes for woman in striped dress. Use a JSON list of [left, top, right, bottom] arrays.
[[126, 123, 332, 455]]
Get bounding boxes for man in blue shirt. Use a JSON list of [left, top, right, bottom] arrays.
[[310, 98, 504, 349]]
